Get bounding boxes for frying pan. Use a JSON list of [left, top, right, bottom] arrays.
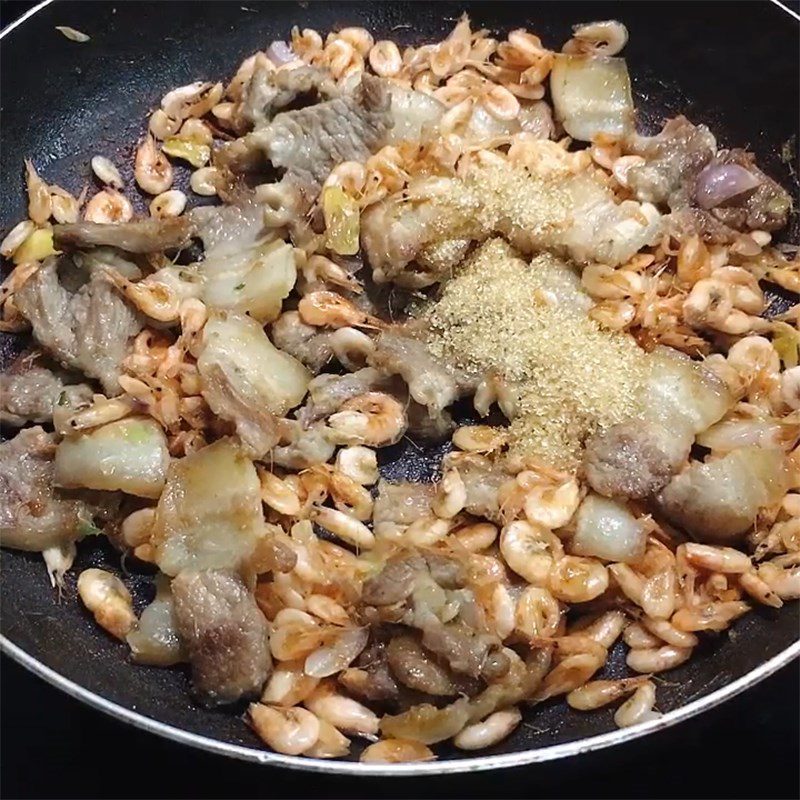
[[1, 0, 799, 776]]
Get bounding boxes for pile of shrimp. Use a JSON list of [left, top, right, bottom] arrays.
[[98, 420, 799, 761], [294, 15, 554, 107], [1, 14, 799, 764], [576, 149, 800, 358]]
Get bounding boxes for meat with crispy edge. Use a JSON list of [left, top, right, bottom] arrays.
[[172, 568, 272, 706]]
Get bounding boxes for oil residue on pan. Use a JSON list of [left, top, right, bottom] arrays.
[[1, 0, 798, 774]]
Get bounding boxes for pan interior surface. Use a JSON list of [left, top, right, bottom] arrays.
[[1, 0, 798, 774]]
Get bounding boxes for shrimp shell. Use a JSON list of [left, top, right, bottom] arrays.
[[622, 621, 662, 650], [453, 708, 522, 750], [514, 586, 562, 639], [639, 617, 699, 649], [369, 40, 403, 77], [84, 190, 133, 224], [25, 160, 51, 224], [90, 155, 124, 189], [523, 478, 580, 530], [134, 135, 174, 195], [304, 683, 380, 736], [0, 220, 36, 258], [432, 468, 467, 519], [248, 704, 320, 756], [258, 467, 302, 517], [739, 570, 784, 608], [567, 677, 648, 711], [499, 520, 554, 586], [360, 739, 435, 763], [120, 508, 155, 549], [298, 291, 380, 329], [548, 557, 609, 604], [683, 543, 752, 574], [613, 681, 659, 728], [671, 601, 750, 632], [452, 522, 498, 553], [77, 568, 136, 641], [329, 471, 374, 521], [311, 506, 376, 550], [574, 609, 628, 649], [626, 645, 692, 674], [334, 446, 379, 486], [533, 653, 605, 702], [328, 392, 407, 447]]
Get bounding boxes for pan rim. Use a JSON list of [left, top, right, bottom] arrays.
[[1, 0, 799, 776], [3, 634, 799, 775]]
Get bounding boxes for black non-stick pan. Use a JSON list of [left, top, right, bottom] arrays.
[[1, 0, 799, 775]]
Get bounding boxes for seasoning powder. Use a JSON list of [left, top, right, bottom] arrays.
[[425, 238, 647, 468]]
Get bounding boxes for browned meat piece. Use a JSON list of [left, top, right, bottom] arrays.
[[361, 551, 465, 607], [667, 207, 743, 245], [623, 116, 717, 208], [218, 74, 392, 192], [416, 613, 496, 679], [0, 427, 117, 552], [196, 357, 280, 457], [14, 257, 142, 395], [271, 311, 334, 373], [339, 629, 472, 710], [339, 665, 400, 704], [387, 634, 460, 696], [339, 637, 400, 704], [54, 217, 193, 253], [361, 554, 426, 606], [697, 149, 792, 233], [583, 419, 691, 500], [626, 120, 790, 240], [0, 356, 92, 426], [172, 568, 272, 706], [238, 62, 339, 130], [358, 551, 494, 692], [372, 480, 436, 539], [424, 552, 467, 589]]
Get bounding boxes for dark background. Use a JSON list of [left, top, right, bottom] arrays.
[[1, 1, 799, 798]]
